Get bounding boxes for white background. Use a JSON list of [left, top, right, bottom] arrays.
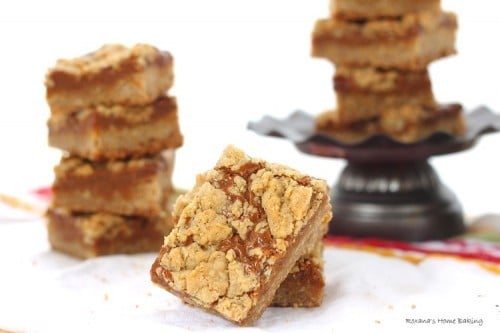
[[0, 0, 499, 217]]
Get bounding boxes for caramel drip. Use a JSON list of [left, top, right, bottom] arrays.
[[215, 162, 265, 223], [218, 228, 275, 273]]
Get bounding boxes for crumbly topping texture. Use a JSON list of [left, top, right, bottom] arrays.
[[48, 44, 163, 76], [313, 10, 457, 41], [330, 0, 441, 20], [55, 154, 166, 178], [154, 145, 329, 323]]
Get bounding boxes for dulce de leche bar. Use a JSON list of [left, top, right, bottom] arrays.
[[330, 0, 441, 20], [334, 66, 436, 124], [272, 242, 325, 308], [47, 207, 173, 259], [312, 10, 457, 69], [150, 145, 332, 325], [45, 44, 174, 115], [316, 103, 465, 144], [48, 95, 183, 161], [52, 152, 174, 217]]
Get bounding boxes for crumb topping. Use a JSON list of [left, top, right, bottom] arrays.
[[158, 145, 328, 321], [45, 43, 171, 87], [51, 44, 158, 75]]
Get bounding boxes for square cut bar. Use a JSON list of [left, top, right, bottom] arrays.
[[312, 10, 457, 69], [334, 66, 436, 124], [52, 152, 174, 217], [48, 95, 183, 161], [150, 145, 332, 325], [316, 103, 466, 144], [47, 207, 173, 259], [272, 241, 325, 308], [45, 43, 174, 115], [330, 0, 441, 20]]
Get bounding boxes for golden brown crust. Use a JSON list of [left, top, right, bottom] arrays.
[[46, 207, 173, 259], [150, 145, 332, 325], [48, 95, 183, 161], [312, 11, 457, 69], [330, 0, 441, 20], [52, 153, 174, 217], [45, 44, 174, 114], [316, 104, 466, 143]]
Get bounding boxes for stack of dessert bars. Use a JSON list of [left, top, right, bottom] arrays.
[[45, 44, 183, 259], [312, 0, 466, 142]]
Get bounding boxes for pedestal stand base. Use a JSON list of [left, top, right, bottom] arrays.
[[329, 162, 465, 241]]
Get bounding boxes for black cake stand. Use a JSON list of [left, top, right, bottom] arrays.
[[248, 107, 500, 241]]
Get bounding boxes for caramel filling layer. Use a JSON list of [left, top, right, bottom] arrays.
[[334, 70, 431, 93], [49, 95, 177, 134]]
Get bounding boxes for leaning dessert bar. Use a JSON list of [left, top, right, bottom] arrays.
[[151, 146, 332, 325]]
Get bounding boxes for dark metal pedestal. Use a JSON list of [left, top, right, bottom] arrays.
[[248, 107, 500, 241], [329, 161, 464, 241]]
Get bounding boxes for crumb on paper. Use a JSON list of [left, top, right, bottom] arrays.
[[411, 304, 416, 309], [104, 293, 109, 301], [375, 320, 381, 324], [387, 304, 393, 310], [0, 193, 46, 216]]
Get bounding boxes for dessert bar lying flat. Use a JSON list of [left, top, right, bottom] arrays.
[[45, 43, 174, 115], [52, 152, 174, 217], [272, 242, 325, 308], [47, 207, 172, 259], [312, 10, 457, 69], [48, 95, 183, 161], [330, 0, 440, 19], [316, 104, 466, 143], [334, 66, 436, 124], [151, 145, 332, 325]]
